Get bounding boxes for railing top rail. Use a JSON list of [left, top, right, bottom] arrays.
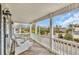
[[53, 38, 79, 47], [14, 33, 30, 39], [32, 33, 50, 38]]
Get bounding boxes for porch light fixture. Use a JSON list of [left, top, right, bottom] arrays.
[[2, 8, 12, 16]]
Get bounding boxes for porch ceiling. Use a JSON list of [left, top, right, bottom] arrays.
[[2, 3, 70, 23]]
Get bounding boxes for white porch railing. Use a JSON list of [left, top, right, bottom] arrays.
[[14, 33, 33, 55], [53, 38, 79, 55], [31, 33, 79, 55], [31, 33, 51, 49]]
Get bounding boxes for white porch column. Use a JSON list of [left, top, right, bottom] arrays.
[[1, 15, 4, 55], [30, 24, 32, 37], [50, 14, 54, 50], [39, 26, 40, 35], [35, 24, 37, 34], [19, 25, 21, 34]]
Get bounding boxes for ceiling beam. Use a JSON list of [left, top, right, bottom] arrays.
[[31, 3, 79, 23]]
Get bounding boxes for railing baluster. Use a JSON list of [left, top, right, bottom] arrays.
[[54, 40, 56, 50], [63, 42, 64, 55], [54, 40, 57, 53], [59, 41, 61, 54], [72, 45, 75, 55], [60, 41, 63, 54], [77, 46, 79, 55], [70, 44, 72, 55], [75, 45, 77, 55], [57, 41, 59, 54], [71, 44, 74, 55], [57, 41, 59, 53], [56, 40, 57, 52], [66, 43, 68, 54]]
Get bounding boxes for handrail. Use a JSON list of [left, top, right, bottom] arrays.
[[53, 38, 79, 48], [14, 33, 30, 39], [33, 33, 50, 38]]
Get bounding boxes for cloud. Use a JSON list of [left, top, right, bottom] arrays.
[[62, 12, 79, 27]]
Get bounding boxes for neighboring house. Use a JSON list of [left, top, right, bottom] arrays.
[[59, 28, 66, 33], [73, 26, 79, 39], [54, 27, 66, 37]]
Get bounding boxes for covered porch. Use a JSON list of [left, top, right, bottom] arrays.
[[1, 3, 79, 55]]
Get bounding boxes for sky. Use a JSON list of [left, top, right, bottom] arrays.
[[53, 8, 79, 27], [36, 8, 79, 28], [36, 18, 50, 27]]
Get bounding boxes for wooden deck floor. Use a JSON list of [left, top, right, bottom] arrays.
[[19, 39, 54, 55]]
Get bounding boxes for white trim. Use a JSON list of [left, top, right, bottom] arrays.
[[1, 15, 4, 55]]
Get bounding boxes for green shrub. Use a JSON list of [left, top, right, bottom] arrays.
[[74, 38, 79, 43], [58, 33, 63, 38], [64, 33, 73, 41]]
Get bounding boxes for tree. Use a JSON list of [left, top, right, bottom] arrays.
[[64, 33, 73, 41], [55, 25, 60, 33], [58, 33, 63, 38]]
